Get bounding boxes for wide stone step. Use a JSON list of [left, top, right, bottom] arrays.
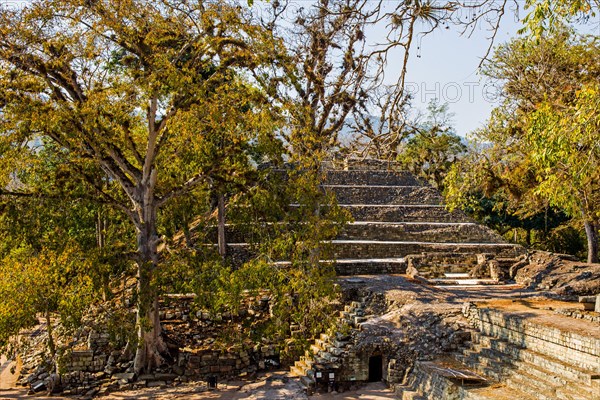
[[555, 385, 598, 400], [459, 383, 537, 400], [473, 333, 599, 388], [331, 240, 524, 259], [460, 350, 596, 400], [206, 222, 507, 248], [334, 258, 407, 275], [453, 352, 507, 382], [471, 310, 600, 373], [505, 369, 567, 400], [339, 204, 470, 223], [325, 170, 423, 186], [225, 242, 521, 265], [337, 221, 505, 243], [506, 368, 596, 400], [430, 278, 499, 285], [410, 359, 489, 400], [323, 185, 443, 205]]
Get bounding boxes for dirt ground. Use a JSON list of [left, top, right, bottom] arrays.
[[0, 376, 396, 400]]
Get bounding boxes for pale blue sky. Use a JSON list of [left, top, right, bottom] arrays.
[[4, 0, 598, 137], [397, 8, 599, 137], [401, 18, 522, 137]]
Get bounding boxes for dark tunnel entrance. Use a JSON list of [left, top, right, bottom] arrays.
[[368, 354, 383, 382]]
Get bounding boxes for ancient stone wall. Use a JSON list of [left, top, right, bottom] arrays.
[[324, 170, 422, 186], [333, 260, 407, 276], [331, 241, 522, 260], [21, 294, 284, 396], [325, 186, 443, 205], [337, 222, 505, 243], [406, 253, 479, 278], [463, 303, 600, 371]]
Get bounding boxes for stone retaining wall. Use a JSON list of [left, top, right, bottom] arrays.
[[337, 223, 504, 243], [331, 242, 523, 260], [26, 294, 285, 396], [406, 253, 481, 278], [463, 304, 600, 372], [334, 260, 407, 275], [323, 158, 402, 171], [340, 205, 470, 223], [208, 222, 506, 245], [325, 170, 423, 186], [63, 351, 107, 373], [324, 185, 443, 205]]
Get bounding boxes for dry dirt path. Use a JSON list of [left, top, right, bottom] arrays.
[[0, 376, 399, 399], [0, 356, 20, 390], [309, 382, 396, 399]]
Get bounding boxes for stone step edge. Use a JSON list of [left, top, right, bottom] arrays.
[[461, 344, 596, 395], [347, 221, 479, 226], [473, 309, 600, 358], [477, 320, 600, 373], [271, 258, 406, 267], [225, 241, 520, 247], [322, 184, 434, 188], [506, 366, 596, 399], [207, 221, 480, 227], [472, 332, 600, 383], [336, 204, 447, 208]]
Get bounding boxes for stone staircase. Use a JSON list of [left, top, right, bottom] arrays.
[[289, 300, 366, 392], [213, 159, 524, 277], [395, 304, 600, 399], [323, 160, 524, 276]]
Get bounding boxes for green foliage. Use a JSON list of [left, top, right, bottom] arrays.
[[0, 0, 293, 369], [521, 0, 597, 38], [0, 243, 95, 354], [396, 101, 466, 190], [545, 224, 587, 258], [445, 30, 600, 261]]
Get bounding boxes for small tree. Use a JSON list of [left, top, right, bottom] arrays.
[[396, 101, 466, 190], [0, 244, 95, 363]]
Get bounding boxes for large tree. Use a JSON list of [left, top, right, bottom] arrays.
[[445, 31, 600, 262], [0, 0, 283, 372]]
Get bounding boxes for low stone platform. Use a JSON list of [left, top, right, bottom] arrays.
[[326, 274, 600, 400]]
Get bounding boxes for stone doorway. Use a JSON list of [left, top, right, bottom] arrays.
[[368, 354, 383, 382]]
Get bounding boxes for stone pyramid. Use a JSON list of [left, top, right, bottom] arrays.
[[323, 159, 524, 276]]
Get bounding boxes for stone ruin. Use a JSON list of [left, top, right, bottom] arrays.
[[287, 159, 599, 400], [4, 159, 599, 399], [320, 158, 524, 278]]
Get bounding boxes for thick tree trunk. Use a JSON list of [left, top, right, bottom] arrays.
[[217, 193, 226, 259], [132, 201, 167, 374], [583, 220, 599, 264], [45, 308, 56, 359]]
